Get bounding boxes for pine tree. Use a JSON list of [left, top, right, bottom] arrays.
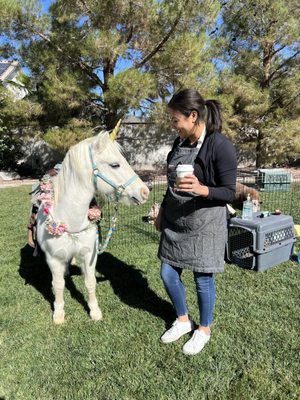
[[0, 0, 220, 135], [219, 0, 300, 167], [0, 76, 43, 168]]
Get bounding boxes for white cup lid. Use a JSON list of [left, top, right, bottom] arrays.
[[176, 164, 194, 172]]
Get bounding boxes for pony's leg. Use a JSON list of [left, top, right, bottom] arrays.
[[81, 251, 102, 321], [47, 256, 67, 325]]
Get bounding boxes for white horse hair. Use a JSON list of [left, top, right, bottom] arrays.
[[36, 131, 149, 324]]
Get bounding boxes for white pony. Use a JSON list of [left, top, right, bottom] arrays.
[[36, 127, 149, 324]]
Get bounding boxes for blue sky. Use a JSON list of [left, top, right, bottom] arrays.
[[41, 0, 54, 13]]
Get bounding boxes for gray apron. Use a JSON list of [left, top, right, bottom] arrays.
[[158, 141, 226, 273]]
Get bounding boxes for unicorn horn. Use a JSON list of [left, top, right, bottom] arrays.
[[110, 119, 122, 141]]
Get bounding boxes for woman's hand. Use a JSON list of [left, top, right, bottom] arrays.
[[175, 174, 209, 197], [154, 207, 165, 232]]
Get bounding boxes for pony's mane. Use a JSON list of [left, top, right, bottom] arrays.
[[53, 131, 107, 204], [53, 131, 113, 204]]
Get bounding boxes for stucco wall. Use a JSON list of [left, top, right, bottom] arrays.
[[117, 122, 175, 172]]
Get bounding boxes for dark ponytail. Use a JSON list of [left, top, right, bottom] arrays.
[[168, 89, 222, 135], [205, 99, 222, 135]]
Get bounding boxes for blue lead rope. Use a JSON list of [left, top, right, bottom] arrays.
[[96, 216, 117, 255]]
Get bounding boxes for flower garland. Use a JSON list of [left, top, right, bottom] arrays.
[[36, 174, 69, 235], [38, 174, 53, 216], [36, 173, 101, 236]]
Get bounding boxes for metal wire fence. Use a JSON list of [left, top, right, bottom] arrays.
[[98, 169, 300, 249], [236, 169, 300, 223]]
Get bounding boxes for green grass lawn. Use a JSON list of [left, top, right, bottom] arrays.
[[1, 186, 300, 400]]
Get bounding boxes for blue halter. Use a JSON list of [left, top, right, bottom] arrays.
[[89, 145, 138, 202]]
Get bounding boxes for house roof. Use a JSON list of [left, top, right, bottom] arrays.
[[0, 60, 20, 82]]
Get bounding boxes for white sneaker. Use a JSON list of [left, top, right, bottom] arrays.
[[161, 319, 194, 343], [182, 330, 210, 355]]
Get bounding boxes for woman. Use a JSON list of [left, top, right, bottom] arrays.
[[155, 89, 237, 355]]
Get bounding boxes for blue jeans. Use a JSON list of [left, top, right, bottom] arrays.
[[160, 262, 215, 326]]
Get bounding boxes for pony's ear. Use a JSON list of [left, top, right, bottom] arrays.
[[94, 131, 110, 152], [110, 119, 122, 141]]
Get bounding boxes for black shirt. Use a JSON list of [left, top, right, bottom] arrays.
[[162, 132, 237, 207]]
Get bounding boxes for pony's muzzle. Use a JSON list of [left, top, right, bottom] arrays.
[[133, 187, 149, 204]]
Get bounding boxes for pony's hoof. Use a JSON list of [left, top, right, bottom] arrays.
[[90, 308, 102, 321], [53, 311, 65, 325]]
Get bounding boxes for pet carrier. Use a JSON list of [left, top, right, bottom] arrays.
[[227, 212, 295, 272], [256, 169, 291, 192]]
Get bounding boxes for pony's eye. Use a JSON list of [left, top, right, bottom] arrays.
[[110, 162, 120, 168]]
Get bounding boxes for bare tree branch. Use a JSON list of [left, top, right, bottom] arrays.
[[267, 50, 300, 84], [125, 25, 134, 45], [20, 22, 105, 90], [76, 0, 98, 25], [271, 44, 287, 57], [255, 91, 300, 123], [281, 91, 300, 111], [134, 10, 183, 69], [145, 97, 156, 104]]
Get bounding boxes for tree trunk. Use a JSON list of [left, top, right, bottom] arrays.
[[255, 129, 264, 168], [261, 42, 274, 89], [102, 58, 118, 129], [104, 110, 118, 130], [256, 42, 274, 166]]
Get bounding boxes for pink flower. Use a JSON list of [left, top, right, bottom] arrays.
[[47, 221, 68, 235], [88, 206, 102, 221], [38, 193, 52, 202], [40, 182, 53, 192]]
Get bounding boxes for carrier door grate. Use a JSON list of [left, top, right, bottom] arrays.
[[228, 227, 254, 269]]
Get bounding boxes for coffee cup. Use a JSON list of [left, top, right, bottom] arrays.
[[176, 164, 194, 178], [175, 164, 194, 187]]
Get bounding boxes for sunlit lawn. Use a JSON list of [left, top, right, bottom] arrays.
[[0, 186, 300, 400]]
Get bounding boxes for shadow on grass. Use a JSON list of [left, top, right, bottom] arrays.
[[18, 245, 90, 315], [18, 245, 175, 324], [19, 245, 54, 307], [96, 252, 175, 325]]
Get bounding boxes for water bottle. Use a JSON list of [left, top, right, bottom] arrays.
[[242, 193, 253, 220]]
